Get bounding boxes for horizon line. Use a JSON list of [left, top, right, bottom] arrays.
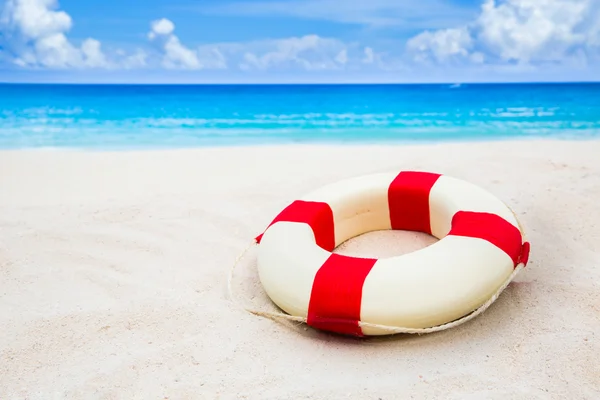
[[2, 80, 600, 86]]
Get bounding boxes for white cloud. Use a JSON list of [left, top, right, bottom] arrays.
[[149, 18, 174, 37], [121, 48, 148, 69], [362, 47, 375, 64], [3, 0, 71, 38], [406, 0, 600, 67], [354, 46, 405, 71], [239, 34, 350, 71], [476, 0, 595, 63], [196, 46, 227, 70], [162, 36, 201, 69], [0, 0, 109, 68], [335, 49, 348, 65], [147, 18, 226, 70], [407, 27, 473, 63], [81, 38, 108, 67]]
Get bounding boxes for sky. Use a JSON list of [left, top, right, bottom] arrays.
[[0, 0, 599, 83]]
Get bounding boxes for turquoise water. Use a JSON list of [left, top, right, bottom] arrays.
[[1, 83, 599, 149]]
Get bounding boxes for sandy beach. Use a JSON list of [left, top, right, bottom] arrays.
[[1, 138, 599, 399]]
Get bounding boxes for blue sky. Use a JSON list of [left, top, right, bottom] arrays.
[[1, 0, 599, 83]]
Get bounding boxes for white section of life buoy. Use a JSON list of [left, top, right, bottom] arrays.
[[299, 172, 394, 246], [257, 222, 330, 318], [359, 236, 513, 335]]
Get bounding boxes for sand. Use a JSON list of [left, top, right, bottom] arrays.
[[1, 139, 599, 399]]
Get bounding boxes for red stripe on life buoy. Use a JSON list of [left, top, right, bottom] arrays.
[[307, 254, 377, 337], [519, 241, 531, 266], [448, 211, 524, 267], [388, 171, 441, 234], [255, 200, 335, 251]]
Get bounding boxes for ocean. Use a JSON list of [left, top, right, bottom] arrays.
[[1, 83, 599, 150]]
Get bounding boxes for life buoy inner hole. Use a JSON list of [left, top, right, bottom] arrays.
[[333, 229, 439, 259]]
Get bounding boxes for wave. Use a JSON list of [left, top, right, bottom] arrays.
[[1, 117, 597, 134], [0, 107, 573, 129]]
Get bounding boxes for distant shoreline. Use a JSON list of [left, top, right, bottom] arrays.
[[2, 81, 600, 86]]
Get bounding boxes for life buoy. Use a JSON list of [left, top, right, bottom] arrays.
[[254, 171, 530, 336]]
